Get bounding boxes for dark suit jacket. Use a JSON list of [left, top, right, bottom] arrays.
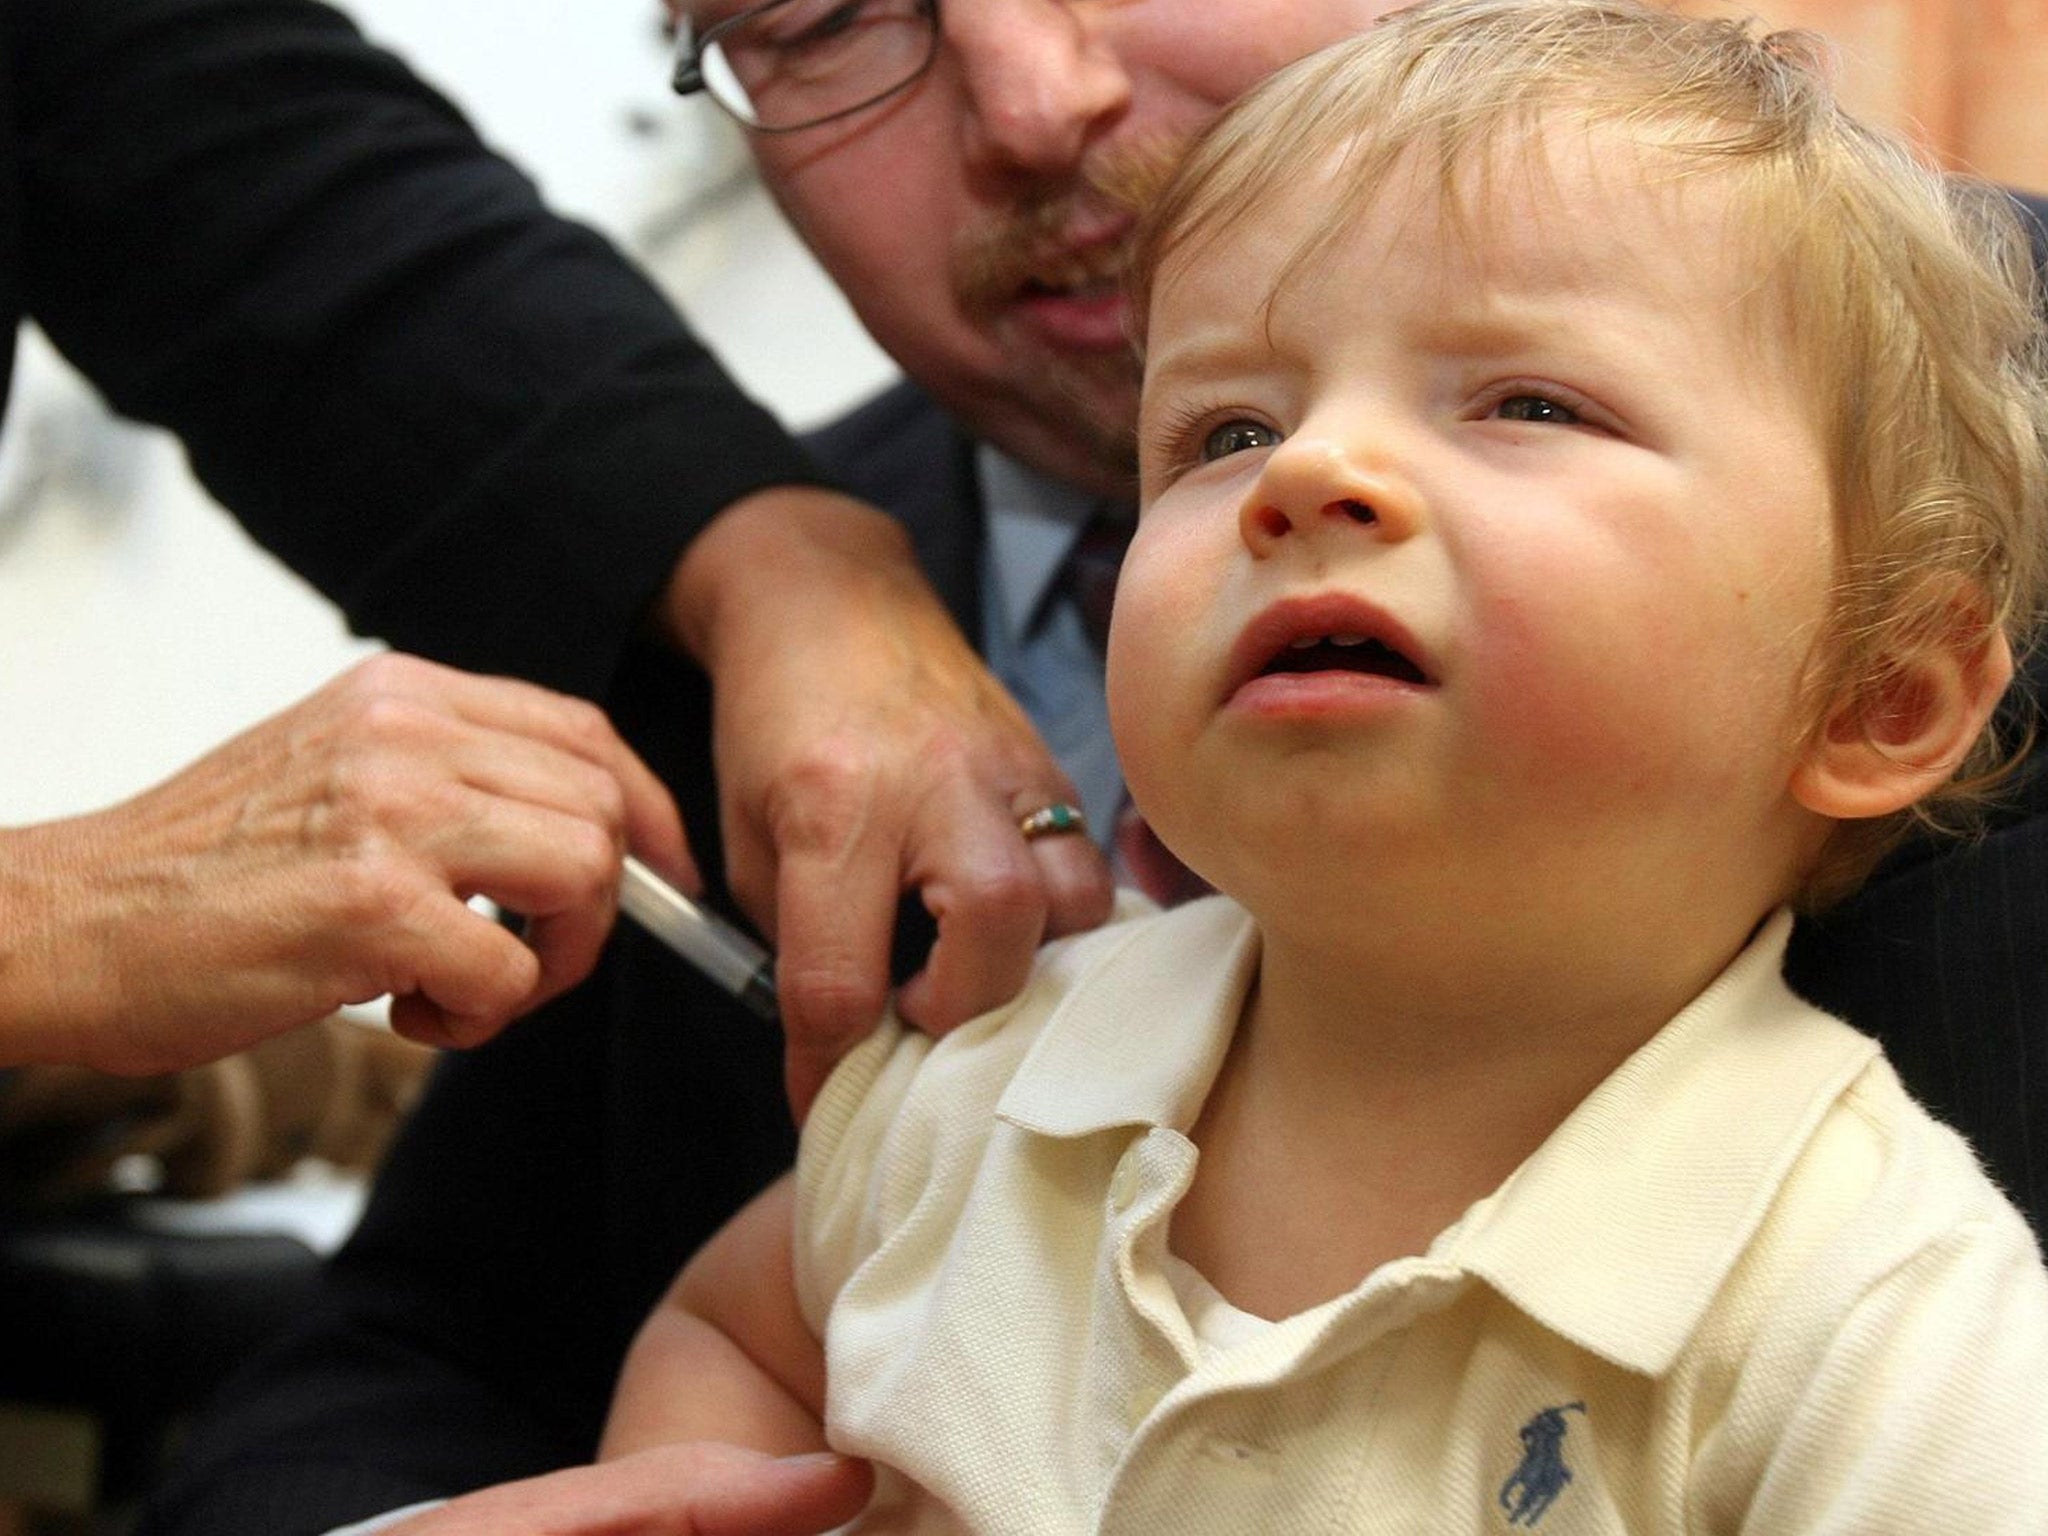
[[146, 203, 2048, 1530]]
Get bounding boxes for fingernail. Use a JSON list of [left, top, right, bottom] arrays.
[[778, 1452, 847, 1468]]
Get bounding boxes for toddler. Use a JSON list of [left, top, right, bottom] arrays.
[[604, 2, 2048, 1529]]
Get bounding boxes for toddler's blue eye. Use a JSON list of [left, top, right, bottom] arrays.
[[1202, 420, 1281, 461], [1493, 394, 1579, 425]]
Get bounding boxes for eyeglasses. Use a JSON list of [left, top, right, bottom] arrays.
[[671, 0, 941, 135]]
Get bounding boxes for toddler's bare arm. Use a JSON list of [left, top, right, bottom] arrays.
[[601, 1176, 829, 1459]]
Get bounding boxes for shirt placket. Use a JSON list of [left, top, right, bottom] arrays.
[[1096, 1194, 1476, 1534]]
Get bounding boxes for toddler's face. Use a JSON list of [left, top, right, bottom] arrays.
[[1113, 129, 1841, 942]]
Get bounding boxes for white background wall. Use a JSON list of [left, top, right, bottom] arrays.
[[0, 0, 894, 826]]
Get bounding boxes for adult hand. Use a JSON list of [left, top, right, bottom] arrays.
[[0, 653, 692, 1074], [666, 487, 1115, 1115], [387, 1446, 872, 1536]]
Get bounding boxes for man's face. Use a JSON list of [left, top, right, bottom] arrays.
[[698, 0, 1403, 497]]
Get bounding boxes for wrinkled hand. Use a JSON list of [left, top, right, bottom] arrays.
[[388, 1446, 872, 1536], [667, 489, 1115, 1115], [0, 653, 692, 1074]]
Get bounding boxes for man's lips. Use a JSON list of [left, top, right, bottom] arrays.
[[1012, 283, 1130, 350], [1010, 232, 1133, 349], [1224, 594, 1436, 706], [967, 217, 1138, 351]]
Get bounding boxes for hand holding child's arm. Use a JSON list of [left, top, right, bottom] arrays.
[[384, 1442, 870, 1536], [603, 1177, 832, 1460], [375, 1180, 857, 1536]]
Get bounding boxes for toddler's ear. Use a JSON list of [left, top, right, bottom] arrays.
[[1791, 613, 2013, 821]]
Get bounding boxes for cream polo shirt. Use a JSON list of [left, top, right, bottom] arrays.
[[794, 898, 2048, 1535]]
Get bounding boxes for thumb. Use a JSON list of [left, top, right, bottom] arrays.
[[691, 1450, 873, 1536], [389, 1445, 871, 1536]]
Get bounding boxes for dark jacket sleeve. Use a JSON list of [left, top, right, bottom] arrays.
[[3, 0, 823, 698]]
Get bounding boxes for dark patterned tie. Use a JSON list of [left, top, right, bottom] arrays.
[[1066, 511, 1130, 657], [1066, 510, 1211, 907]]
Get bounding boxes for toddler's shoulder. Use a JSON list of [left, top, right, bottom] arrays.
[[800, 896, 1204, 1216], [793, 895, 1227, 1327], [1684, 1054, 2048, 1524], [1804, 1052, 2040, 1271]]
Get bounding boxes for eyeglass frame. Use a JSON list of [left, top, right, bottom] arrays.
[[670, 0, 942, 135]]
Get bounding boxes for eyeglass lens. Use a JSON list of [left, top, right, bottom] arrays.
[[701, 0, 935, 131]]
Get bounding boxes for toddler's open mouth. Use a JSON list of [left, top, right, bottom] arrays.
[[1259, 633, 1429, 685]]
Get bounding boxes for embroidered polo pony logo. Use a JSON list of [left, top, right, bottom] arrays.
[[1498, 1401, 1587, 1527]]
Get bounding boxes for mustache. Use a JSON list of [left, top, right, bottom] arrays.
[[952, 133, 1190, 320]]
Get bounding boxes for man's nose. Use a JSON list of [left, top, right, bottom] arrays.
[[945, 0, 1133, 181], [1238, 435, 1427, 557]]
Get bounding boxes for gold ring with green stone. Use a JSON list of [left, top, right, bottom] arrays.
[[1017, 803, 1088, 840]]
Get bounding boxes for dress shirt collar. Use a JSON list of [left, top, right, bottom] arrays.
[[976, 443, 1112, 640], [995, 900, 1880, 1378]]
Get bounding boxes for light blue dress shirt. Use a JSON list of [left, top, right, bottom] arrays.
[[974, 445, 1127, 851]]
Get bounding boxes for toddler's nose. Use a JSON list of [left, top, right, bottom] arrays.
[[1239, 438, 1425, 556]]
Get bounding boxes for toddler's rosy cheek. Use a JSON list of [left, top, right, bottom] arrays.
[[1457, 595, 1722, 806]]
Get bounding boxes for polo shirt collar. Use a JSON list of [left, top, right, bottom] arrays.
[[997, 896, 1259, 1138], [1448, 910, 1878, 1376], [994, 902, 1879, 1381]]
